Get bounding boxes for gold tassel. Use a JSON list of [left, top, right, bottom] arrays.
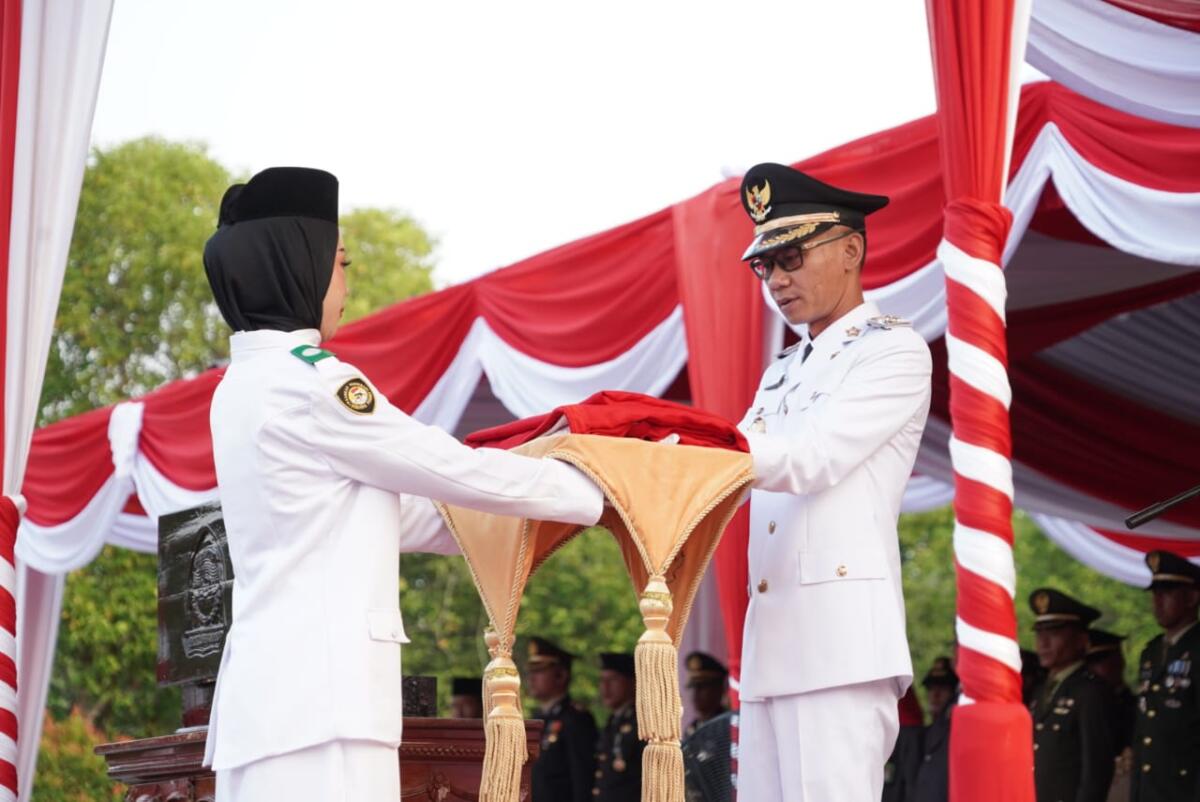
[[636, 575, 685, 802], [635, 575, 681, 742], [479, 634, 527, 802], [641, 741, 686, 802]]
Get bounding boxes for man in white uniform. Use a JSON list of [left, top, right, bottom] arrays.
[[199, 167, 604, 800], [734, 163, 932, 801]]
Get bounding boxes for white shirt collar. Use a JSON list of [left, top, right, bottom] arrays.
[[229, 329, 321, 361], [807, 301, 880, 347]]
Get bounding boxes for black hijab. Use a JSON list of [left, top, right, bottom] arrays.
[[203, 167, 340, 332]]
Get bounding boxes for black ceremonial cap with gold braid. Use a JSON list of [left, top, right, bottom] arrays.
[[599, 652, 636, 678], [1085, 629, 1126, 659], [1028, 587, 1101, 630], [739, 162, 888, 260], [526, 636, 575, 670], [921, 656, 959, 689], [1145, 549, 1200, 590], [685, 651, 728, 687]]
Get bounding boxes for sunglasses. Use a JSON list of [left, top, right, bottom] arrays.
[[748, 229, 862, 281]]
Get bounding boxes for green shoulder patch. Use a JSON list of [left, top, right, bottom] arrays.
[[290, 344, 334, 364]]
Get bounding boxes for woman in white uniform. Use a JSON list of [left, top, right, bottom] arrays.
[[199, 167, 604, 801]]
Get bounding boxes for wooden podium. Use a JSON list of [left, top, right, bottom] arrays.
[[96, 503, 538, 800], [96, 718, 542, 801]]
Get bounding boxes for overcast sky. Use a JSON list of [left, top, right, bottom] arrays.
[[90, 0, 941, 285]]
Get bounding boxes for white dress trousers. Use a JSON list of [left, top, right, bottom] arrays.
[[216, 739, 399, 802], [737, 678, 901, 802]]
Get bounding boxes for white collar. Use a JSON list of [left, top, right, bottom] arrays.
[[229, 329, 321, 361]]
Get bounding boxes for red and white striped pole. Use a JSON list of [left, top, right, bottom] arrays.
[[925, 0, 1035, 799]]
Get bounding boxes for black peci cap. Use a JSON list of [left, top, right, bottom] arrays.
[[217, 166, 339, 227]]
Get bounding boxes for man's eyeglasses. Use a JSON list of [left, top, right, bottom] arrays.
[[748, 229, 862, 281]]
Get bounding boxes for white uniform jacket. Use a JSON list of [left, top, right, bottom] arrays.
[[738, 301, 931, 701], [203, 329, 603, 770]]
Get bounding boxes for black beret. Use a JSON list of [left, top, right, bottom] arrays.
[[451, 677, 483, 697], [921, 656, 959, 689], [599, 652, 636, 678], [685, 651, 729, 687], [526, 636, 575, 670], [218, 166, 338, 227], [1145, 550, 1200, 590], [739, 162, 888, 260], [1029, 588, 1101, 630]]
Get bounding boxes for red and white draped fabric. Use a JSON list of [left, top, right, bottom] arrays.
[[9, 3, 1200, 794], [926, 1, 1034, 800], [0, 1, 114, 798]]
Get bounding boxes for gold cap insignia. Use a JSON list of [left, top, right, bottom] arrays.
[[746, 180, 772, 223], [1034, 591, 1050, 614], [1148, 552, 1161, 572], [337, 378, 375, 414], [688, 656, 702, 671]]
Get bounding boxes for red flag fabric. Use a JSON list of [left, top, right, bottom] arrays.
[[464, 390, 749, 454]]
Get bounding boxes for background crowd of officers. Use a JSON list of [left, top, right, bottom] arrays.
[[445, 549, 1197, 802], [448, 640, 733, 801], [885, 549, 1200, 802]]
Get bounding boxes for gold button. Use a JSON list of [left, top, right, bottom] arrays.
[[593, 789, 601, 796], [1152, 684, 1161, 692], [1182, 769, 1189, 777], [1143, 764, 1152, 773], [1149, 710, 1157, 718], [1144, 736, 1152, 746], [836, 565, 848, 577], [758, 579, 769, 593], [1052, 724, 1060, 732], [1033, 743, 1039, 751], [1035, 723, 1044, 731], [595, 770, 603, 778], [768, 521, 777, 534]]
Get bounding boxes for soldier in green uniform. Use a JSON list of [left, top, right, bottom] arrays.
[[448, 677, 484, 719], [1130, 550, 1200, 802], [912, 656, 958, 802], [1085, 630, 1135, 752], [593, 652, 644, 802], [525, 637, 598, 802], [682, 652, 733, 802], [1027, 588, 1116, 802], [684, 652, 729, 739]]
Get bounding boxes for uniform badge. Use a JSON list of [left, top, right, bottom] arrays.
[[336, 378, 375, 414], [745, 181, 772, 223], [845, 326, 861, 338], [1034, 591, 1050, 614]]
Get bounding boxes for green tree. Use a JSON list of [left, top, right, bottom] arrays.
[[39, 137, 233, 425], [30, 710, 124, 802], [339, 208, 436, 323]]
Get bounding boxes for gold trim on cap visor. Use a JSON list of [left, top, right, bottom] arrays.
[[1035, 613, 1083, 623], [1152, 573, 1197, 584], [753, 211, 842, 236]]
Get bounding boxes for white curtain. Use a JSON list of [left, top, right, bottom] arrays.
[[1028, 0, 1200, 128], [3, 2, 114, 798]]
